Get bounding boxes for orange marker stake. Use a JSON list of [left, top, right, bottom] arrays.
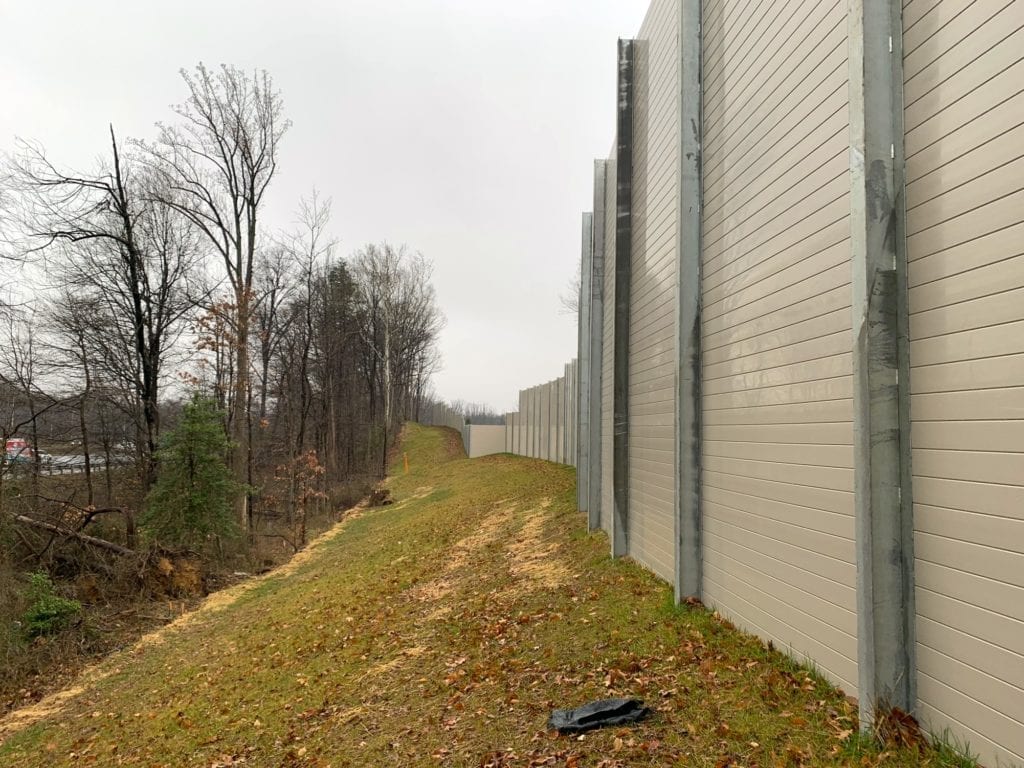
[[404, 452, 409, 474]]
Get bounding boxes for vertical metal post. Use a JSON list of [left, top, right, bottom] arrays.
[[589, 161, 607, 532], [849, 0, 916, 727], [675, 0, 703, 602], [612, 38, 635, 559]]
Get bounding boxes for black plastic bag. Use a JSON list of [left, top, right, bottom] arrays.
[[548, 697, 651, 734]]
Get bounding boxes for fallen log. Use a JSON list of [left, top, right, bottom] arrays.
[[8, 513, 135, 556]]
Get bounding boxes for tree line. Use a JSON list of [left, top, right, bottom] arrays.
[[0, 63, 444, 560]]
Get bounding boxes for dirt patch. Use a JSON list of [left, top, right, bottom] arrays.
[[505, 501, 573, 593]]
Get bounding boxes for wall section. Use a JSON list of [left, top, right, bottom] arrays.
[[699, 0, 858, 696], [626, 0, 679, 583], [904, 1, 1024, 764]]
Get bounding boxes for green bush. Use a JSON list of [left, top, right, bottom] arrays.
[[22, 572, 81, 638], [142, 394, 241, 549]]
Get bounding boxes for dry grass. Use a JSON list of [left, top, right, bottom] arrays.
[[0, 424, 978, 768]]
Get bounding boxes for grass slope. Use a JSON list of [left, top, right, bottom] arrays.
[[0, 424, 972, 767]]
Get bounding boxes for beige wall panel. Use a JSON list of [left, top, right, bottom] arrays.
[[907, 16, 1024, 754], [911, 420, 1024, 454], [904, 0, 1021, 76], [704, 240, 849, 323], [705, 422, 852, 446], [916, 505, 1024, 551], [908, 191, 1022, 261], [705, 119, 848, 241], [921, 618, 1024, 696], [703, 307, 850, 366], [704, 37, 846, 200], [704, 7, 845, 157], [704, 198, 850, 290], [702, 558, 857, 694], [908, 42, 1024, 136], [911, 388, 1024, 423], [904, 58, 1024, 158], [911, 286, 1024, 341], [905, 6, 1023, 106], [703, 484, 853, 538], [624, 0, 678, 584], [911, 319, 1024, 367], [914, 476, 1024, 523], [703, 470, 853, 517], [910, 253, 1024, 314], [907, 158, 1024, 236], [911, 353, 1024, 395], [907, 221, 1024, 288], [705, 175, 849, 271], [903, 0, 943, 29], [907, 124, 1024, 210], [704, 546, 856, 641], [704, 222, 849, 311], [700, 0, 855, 696], [704, 378, 853, 411], [906, 91, 1023, 185], [704, 399, 854, 428], [703, 441, 853, 469], [916, 532, 1024, 588], [917, 592, 1024, 676], [704, 264, 851, 341]]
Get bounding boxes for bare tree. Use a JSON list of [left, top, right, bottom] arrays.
[[140, 63, 290, 530], [351, 244, 443, 476], [4, 129, 203, 492], [558, 262, 581, 316]]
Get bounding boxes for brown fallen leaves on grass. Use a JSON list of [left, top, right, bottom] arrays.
[[0, 424, 976, 767]]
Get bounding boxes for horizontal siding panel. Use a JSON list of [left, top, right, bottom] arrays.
[[915, 531, 1024, 587], [910, 318, 1024, 365], [703, 561, 857, 694], [906, 156, 1024, 235], [914, 476, 1024, 521], [907, 91, 1024, 184], [912, 420, 1024, 452], [910, 252, 1024, 314], [704, 378, 853, 411], [704, 455, 852, 494], [911, 388, 1024, 422], [905, 58, 1024, 158], [907, 124, 1024, 210], [703, 483, 854, 536], [703, 440, 853, 470], [905, 6, 1023, 111], [705, 422, 853, 446], [703, 470, 853, 517]]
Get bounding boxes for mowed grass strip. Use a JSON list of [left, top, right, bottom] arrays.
[[0, 424, 972, 768]]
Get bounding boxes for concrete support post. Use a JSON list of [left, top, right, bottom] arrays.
[[612, 38, 635, 559], [675, 0, 703, 603], [849, 0, 916, 727], [588, 161, 608, 532]]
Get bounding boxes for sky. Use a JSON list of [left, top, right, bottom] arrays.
[[0, 0, 649, 413]]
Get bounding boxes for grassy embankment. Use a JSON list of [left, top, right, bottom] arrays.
[[0, 423, 974, 767]]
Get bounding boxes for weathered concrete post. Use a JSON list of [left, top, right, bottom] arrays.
[[849, 0, 916, 728], [612, 38, 635, 559], [675, 0, 703, 603], [589, 161, 608, 532]]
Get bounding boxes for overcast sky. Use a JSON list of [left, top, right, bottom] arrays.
[[0, 0, 648, 412]]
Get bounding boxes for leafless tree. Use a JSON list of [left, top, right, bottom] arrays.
[[4, 128, 203, 492], [558, 262, 581, 316], [350, 244, 443, 476], [139, 63, 290, 530]]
